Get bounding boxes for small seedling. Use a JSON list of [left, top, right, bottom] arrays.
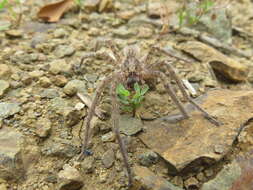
[[177, 0, 215, 27], [116, 83, 149, 117]]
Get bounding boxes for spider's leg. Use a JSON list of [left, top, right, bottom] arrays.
[[110, 78, 133, 187], [164, 61, 221, 126], [78, 74, 114, 161], [153, 71, 190, 119]]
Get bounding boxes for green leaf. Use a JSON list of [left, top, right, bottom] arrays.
[[116, 84, 130, 97], [141, 84, 149, 95], [134, 83, 141, 95], [118, 94, 130, 105], [178, 9, 187, 27]]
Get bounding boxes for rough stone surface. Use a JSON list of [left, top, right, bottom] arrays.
[[119, 115, 143, 136], [0, 128, 24, 180], [102, 149, 115, 169], [0, 102, 20, 119], [54, 45, 75, 58], [49, 59, 72, 75], [63, 80, 86, 96], [0, 64, 12, 79], [41, 89, 60, 99], [178, 41, 248, 81], [0, 80, 9, 97], [133, 166, 183, 190], [58, 164, 84, 190], [101, 132, 115, 142], [81, 157, 94, 174], [139, 90, 253, 173], [35, 118, 52, 138], [201, 160, 241, 190], [138, 151, 159, 167]]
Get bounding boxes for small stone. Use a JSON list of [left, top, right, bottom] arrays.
[[137, 26, 154, 39], [83, 0, 100, 12], [39, 77, 51, 88], [117, 10, 136, 20], [138, 150, 159, 167], [42, 140, 79, 158], [0, 102, 20, 119], [0, 183, 7, 190], [29, 70, 44, 79], [171, 176, 184, 188], [53, 28, 68, 38], [102, 149, 115, 169], [58, 164, 84, 190], [0, 80, 10, 97], [75, 102, 85, 111], [156, 83, 166, 94], [81, 157, 94, 174], [21, 73, 33, 85], [196, 172, 206, 182], [101, 132, 115, 142], [35, 118, 52, 138], [63, 80, 86, 96], [184, 177, 199, 190], [41, 89, 59, 99], [113, 26, 137, 39], [0, 64, 12, 79], [5, 29, 23, 38], [204, 169, 214, 177], [119, 115, 143, 136], [52, 75, 68, 87], [49, 59, 72, 75], [62, 107, 82, 127], [0, 128, 24, 180], [147, 0, 165, 18], [54, 45, 75, 58], [214, 144, 225, 154]]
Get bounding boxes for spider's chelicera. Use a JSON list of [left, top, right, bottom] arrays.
[[78, 41, 221, 187]]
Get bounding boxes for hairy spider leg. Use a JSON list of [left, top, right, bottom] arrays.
[[111, 78, 133, 187]]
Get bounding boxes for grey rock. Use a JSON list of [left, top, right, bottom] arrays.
[[81, 157, 94, 174], [54, 45, 75, 58], [58, 164, 84, 190], [49, 59, 72, 75], [0, 102, 20, 119], [63, 80, 86, 96], [11, 52, 38, 64], [0, 80, 10, 97], [138, 151, 159, 167], [62, 107, 82, 127], [39, 76, 51, 88], [102, 149, 115, 169], [49, 97, 68, 113], [119, 115, 142, 136], [41, 89, 60, 99], [42, 140, 79, 158], [0, 128, 24, 180], [201, 160, 241, 190], [53, 28, 68, 38]]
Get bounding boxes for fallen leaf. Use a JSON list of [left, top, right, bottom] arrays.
[[37, 0, 74, 22]]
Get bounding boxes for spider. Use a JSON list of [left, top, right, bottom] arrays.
[[77, 41, 221, 187]]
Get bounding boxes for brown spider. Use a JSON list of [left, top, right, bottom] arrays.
[[78, 41, 221, 187]]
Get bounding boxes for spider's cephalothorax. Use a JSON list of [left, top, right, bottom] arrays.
[[78, 41, 222, 188]]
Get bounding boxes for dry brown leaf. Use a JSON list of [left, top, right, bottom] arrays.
[[37, 0, 74, 22]]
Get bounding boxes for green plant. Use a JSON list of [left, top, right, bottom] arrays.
[[177, 0, 215, 27], [116, 83, 149, 117]]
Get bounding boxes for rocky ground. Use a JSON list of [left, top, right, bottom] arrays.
[[1, 0, 253, 190]]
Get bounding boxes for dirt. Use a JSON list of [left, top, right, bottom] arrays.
[[1, 0, 253, 190]]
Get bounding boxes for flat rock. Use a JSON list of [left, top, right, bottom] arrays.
[[139, 90, 253, 174], [133, 166, 183, 190], [119, 115, 143, 136], [0, 64, 12, 79], [0, 80, 10, 97], [178, 41, 249, 81], [102, 149, 115, 169], [0, 102, 20, 119], [0, 128, 24, 180]]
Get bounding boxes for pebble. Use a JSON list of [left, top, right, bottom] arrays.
[[29, 70, 44, 80], [113, 26, 137, 39], [63, 80, 86, 96], [0, 102, 20, 119], [0, 80, 10, 97], [35, 118, 52, 138], [54, 45, 75, 58], [184, 177, 199, 190], [138, 150, 159, 167], [40, 89, 60, 99], [101, 132, 115, 142], [102, 149, 115, 169], [53, 28, 68, 38], [81, 157, 94, 174], [119, 115, 143, 136], [52, 75, 68, 87], [39, 77, 51, 88], [0, 64, 12, 79], [5, 29, 23, 38], [49, 59, 72, 75]]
